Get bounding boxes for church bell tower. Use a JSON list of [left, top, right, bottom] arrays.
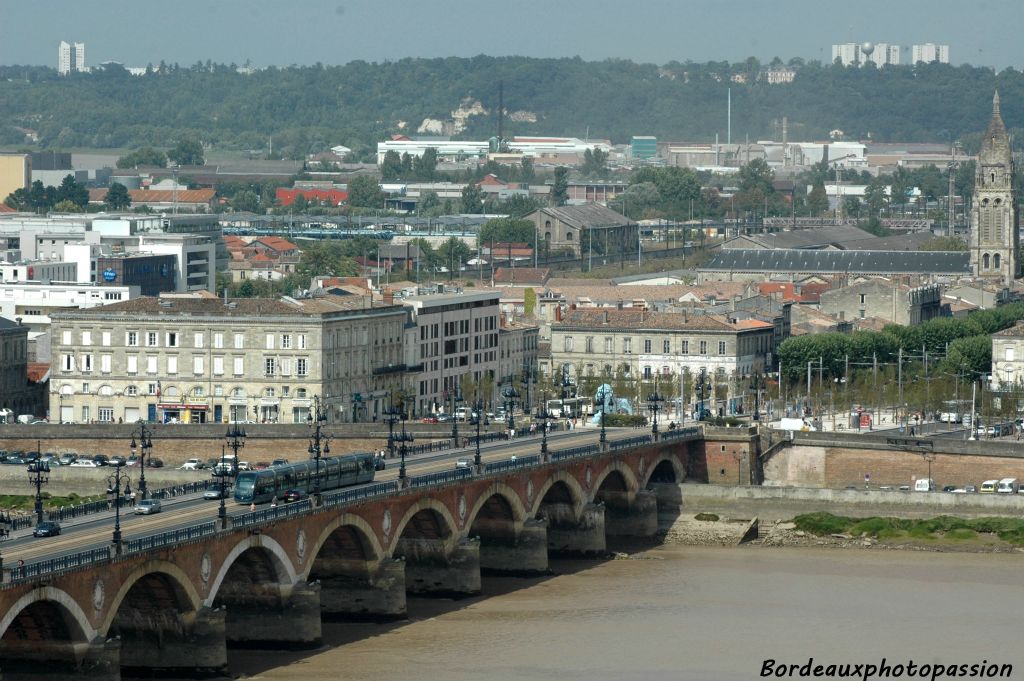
[[971, 91, 1019, 285]]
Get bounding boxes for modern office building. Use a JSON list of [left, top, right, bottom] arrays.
[[0, 154, 30, 205], [831, 42, 900, 67], [49, 295, 407, 425], [58, 41, 86, 75], [912, 44, 950, 64]]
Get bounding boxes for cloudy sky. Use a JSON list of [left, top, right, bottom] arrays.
[[3, 0, 1021, 70]]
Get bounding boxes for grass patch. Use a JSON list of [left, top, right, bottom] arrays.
[[792, 512, 1024, 547], [945, 528, 978, 541], [694, 513, 720, 522], [0, 493, 104, 512], [793, 512, 852, 535]]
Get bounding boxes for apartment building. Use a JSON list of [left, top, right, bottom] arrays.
[[49, 295, 407, 425], [498, 320, 541, 409], [401, 291, 501, 415], [0, 316, 32, 416]]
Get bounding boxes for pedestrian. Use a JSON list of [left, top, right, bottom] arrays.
[[249, 502, 256, 512], [270, 496, 278, 508]]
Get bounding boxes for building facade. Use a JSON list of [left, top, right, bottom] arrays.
[[58, 41, 86, 75], [970, 92, 1018, 286], [912, 44, 949, 64], [0, 154, 30, 205], [49, 296, 407, 425], [401, 292, 501, 416], [0, 316, 32, 417], [526, 205, 636, 259], [818, 281, 947, 326], [498, 321, 541, 410], [992, 322, 1024, 390]]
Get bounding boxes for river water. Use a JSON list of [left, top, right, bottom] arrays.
[[218, 545, 1024, 681]]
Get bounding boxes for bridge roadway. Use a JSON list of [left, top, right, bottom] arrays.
[[0, 428, 605, 568], [0, 425, 707, 681]]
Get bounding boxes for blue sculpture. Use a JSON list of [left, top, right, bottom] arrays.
[[591, 384, 633, 424]]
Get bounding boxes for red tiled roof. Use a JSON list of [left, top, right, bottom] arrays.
[[275, 188, 348, 207], [0, 203, 15, 213], [254, 236, 298, 252], [493, 267, 550, 285], [224, 235, 248, 249], [88, 188, 216, 204], [27, 363, 50, 383]]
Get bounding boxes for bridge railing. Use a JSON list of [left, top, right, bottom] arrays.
[[123, 522, 219, 555], [611, 435, 652, 451], [406, 440, 453, 456], [550, 444, 600, 461], [149, 480, 215, 499], [234, 498, 313, 529], [659, 426, 701, 441], [468, 432, 509, 447], [324, 480, 399, 508], [484, 455, 541, 474], [8, 546, 112, 584], [409, 468, 473, 489]]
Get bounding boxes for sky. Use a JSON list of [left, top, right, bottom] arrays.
[[2, 0, 1022, 70]]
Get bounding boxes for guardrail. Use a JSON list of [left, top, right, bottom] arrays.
[[409, 468, 473, 488], [8, 546, 111, 583], [611, 435, 653, 451], [550, 444, 600, 461], [406, 440, 453, 456], [234, 498, 313, 529], [467, 432, 509, 447], [123, 522, 218, 555], [484, 455, 541, 474], [659, 426, 700, 441]]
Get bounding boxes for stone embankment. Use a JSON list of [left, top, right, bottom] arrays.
[[660, 513, 759, 546]]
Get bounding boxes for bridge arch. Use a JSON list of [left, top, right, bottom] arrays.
[[592, 459, 641, 500], [207, 534, 297, 606], [101, 559, 202, 633], [642, 454, 685, 486], [530, 470, 586, 519], [465, 481, 528, 532], [0, 585, 96, 644], [391, 497, 459, 552], [306, 512, 385, 580]]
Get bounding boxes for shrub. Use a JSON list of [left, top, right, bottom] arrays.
[[602, 413, 647, 427], [694, 513, 719, 522], [945, 528, 977, 541], [793, 512, 852, 536]]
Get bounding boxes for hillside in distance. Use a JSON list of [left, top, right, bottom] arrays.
[[0, 56, 1020, 162]]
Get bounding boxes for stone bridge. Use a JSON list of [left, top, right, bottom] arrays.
[[0, 429, 740, 680]]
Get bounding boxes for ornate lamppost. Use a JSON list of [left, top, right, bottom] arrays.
[[535, 393, 554, 458], [750, 372, 762, 422], [502, 385, 520, 437], [596, 385, 609, 446], [28, 440, 50, 525], [647, 384, 665, 440], [0, 510, 11, 572], [130, 420, 154, 500], [107, 462, 132, 554], [384, 401, 413, 481], [473, 399, 488, 467], [223, 422, 246, 522], [450, 389, 462, 449], [306, 395, 331, 502]]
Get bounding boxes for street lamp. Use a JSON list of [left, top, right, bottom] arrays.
[[921, 452, 936, 490], [306, 394, 331, 502], [647, 385, 664, 440], [450, 389, 462, 449], [596, 385, 609, 445], [129, 420, 154, 500], [502, 385, 520, 436], [224, 422, 246, 522], [384, 402, 413, 481], [27, 443, 49, 524], [535, 393, 554, 457], [0, 511, 11, 572], [473, 398, 488, 466], [750, 373, 762, 422], [107, 462, 132, 554]]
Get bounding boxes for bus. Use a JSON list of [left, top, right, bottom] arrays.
[[545, 397, 590, 419]]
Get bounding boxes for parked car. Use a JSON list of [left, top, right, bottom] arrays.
[[179, 458, 204, 471], [237, 461, 253, 472], [92, 455, 110, 467], [270, 458, 289, 468], [2, 456, 25, 465], [282, 489, 306, 503], [421, 416, 438, 424], [69, 459, 98, 468], [253, 462, 270, 470], [437, 413, 453, 423], [32, 521, 62, 537], [942, 485, 958, 492], [202, 487, 230, 500], [24, 451, 40, 462], [57, 454, 77, 466], [125, 455, 140, 467], [109, 455, 126, 467], [134, 499, 162, 515], [145, 457, 164, 468]]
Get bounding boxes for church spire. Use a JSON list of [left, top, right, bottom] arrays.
[[993, 90, 1001, 116]]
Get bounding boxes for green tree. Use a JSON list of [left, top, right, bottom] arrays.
[[3, 187, 30, 211], [480, 217, 535, 246], [414, 147, 438, 181], [56, 174, 88, 209], [461, 183, 484, 214], [806, 181, 829, 216], [520, 157, 535, 184], [920, 236, 967, 251], [551, 166, 569, 206], [580, 148, 608, 178], [231, 189, 260, 213], [116, 147, 167, 169], [380, 150, 402, 181], [105, 182, 131, 210], [53, 199, 82, 213], [524, 287, 537, 317], [418, 190, 441, 216], [437, 236, 471, 278], [347, 175, 385, 208], [167, 137, 205, 166]]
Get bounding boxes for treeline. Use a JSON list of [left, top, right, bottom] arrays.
[[0, 57, 1021, 161], [777, 303, 1024, 382]]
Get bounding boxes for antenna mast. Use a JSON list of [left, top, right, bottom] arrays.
[[497, 80, 504, 149]]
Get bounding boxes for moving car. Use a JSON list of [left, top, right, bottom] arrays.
[[455, 457, 473, 470], [374, 453, 386, 471], [134, 499, 162, 515], [282, 489, 306, 503], [32, 521, 61, 537], [202, 487, 230, 500]]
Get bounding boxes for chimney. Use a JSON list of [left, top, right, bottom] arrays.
[[603, 310, 609, 324]]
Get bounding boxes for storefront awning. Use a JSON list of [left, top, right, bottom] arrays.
[[158, 403, 209, 411]]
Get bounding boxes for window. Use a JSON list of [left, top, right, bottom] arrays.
[[699, 341, 707, 354], [98, 407, 113, 423], [718, 341, 726, 355], [663, 340, 671, 353], [146, 332, 158, 347], [213, 357, 224, 375], [167, 356, 178, 374], [644, 339, 652, 353], [233, 358, 244, 375], [564, 336, 573, 352], [194, 332, 204, 348], [681, 340, 689, 354], [82, 331, 92, 346], [125, 385, 138, 396], [214, 333, 224, 349], [82, 382, 90, 393], [297, 358, 308, 376], [147, 383, 158, 395], [281, 334, 291, 349], [1007, 347, 1016, 362], [127, 356, 138, 374], [296, 388, 307, 398], [264, 387, 275, 397], [214, 385, 224, 397], [166, 332, 178, 348], [81, 354, 93, 372], [234, 333, 244, 349], [81, 406, 90, 422], [102, 332, 111, 347], [61, 353, 74, 371], [265, 357, 276, 376], [146, 357, 157, 374], [127, 331, 138, 347], [193, 357, 204, 375], [192, 386, 205, 397], [298, 334, 306, 350], [644, 366, 652, 379], [266, 334, 275, 350], [280, 358, 292, 375], [859, 309, 866, 319], [100, 355, 111, 373], [604, 337, 613, 353], [585, 337, 594, 353], [99, 385, 113, 396], [62, 330, 71, 345]]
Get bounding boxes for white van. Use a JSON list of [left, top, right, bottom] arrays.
[[979, 479, 999, 494], [996, 478, 1018, 494], [913, 478, 935, 492], [779, 417, 816, 432]]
